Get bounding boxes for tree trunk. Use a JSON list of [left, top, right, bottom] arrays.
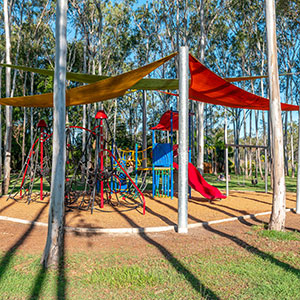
[[197, 102, 205, 174], [41, 0, 67, 268], [266, 0, 286, 231], [255, 110, 259, 180], [82, 42, 87, 164], [30, 72, 34, 146], [284, 75, 289, 175], [196, 0, 206, 174], [22, 108, 27, 167], [249, 110, 252, 177], [243, 109, 248, 178], [290, 80, 295, 178], [22, 72, 28, 167], [0, 65, 2, 194], [3, 0, 12, 195]]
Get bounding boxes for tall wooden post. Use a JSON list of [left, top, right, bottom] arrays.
[[265, 0, 286, 230]]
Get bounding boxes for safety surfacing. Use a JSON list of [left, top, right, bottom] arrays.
[[0, 190, 296, 229]]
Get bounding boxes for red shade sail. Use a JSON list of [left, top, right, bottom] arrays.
[[151, 110, 179, 131], [188, 55, 298, 111]]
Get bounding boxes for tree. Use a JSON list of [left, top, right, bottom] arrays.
[[3, 0, 13, 195], [265, 0, 286, 231], [41, 0, 67, 268]]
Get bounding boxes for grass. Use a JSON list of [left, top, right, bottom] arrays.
[[8, 169, 298, 196], [203, 173, 297, 193], [1, 231, 300, 300], [250, 224, 300, 241]]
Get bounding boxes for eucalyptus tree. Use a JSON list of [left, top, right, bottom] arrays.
[[42, 0, 67, 268], [276, 1, 300, 177], [266, 0, 286, 231], [3, 0, 13, 195]]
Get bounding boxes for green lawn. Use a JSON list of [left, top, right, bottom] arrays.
[[203, 173, 297, 193], [0, 227, 300, 299], [8, 171, 298, 197]]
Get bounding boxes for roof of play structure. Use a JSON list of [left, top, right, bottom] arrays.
[[0, 53, 298, 111], [151, 110, 179, 131]]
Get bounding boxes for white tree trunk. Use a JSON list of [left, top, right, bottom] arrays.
[[196, 0, 206, 174], [30, 72, 34, 146], [266, 0, 286, 231], [0, 66, 2, 194], [41, 0, 67, 268], [243, 109, 248, 178], [3, 0, 12, 195], [290, 81, 295, 178]]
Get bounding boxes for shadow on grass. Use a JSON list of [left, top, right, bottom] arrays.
[[28, 216, 67, 300], [239, 213, 300, 234], [112, 206, 220, 299], [0, 204, 48, 282], [203, 223, 300, 278]]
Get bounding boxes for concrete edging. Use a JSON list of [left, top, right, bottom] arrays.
[[0, 208, 295, 234]]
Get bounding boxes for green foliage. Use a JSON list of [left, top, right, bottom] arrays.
[[257, 229, 300, 242]]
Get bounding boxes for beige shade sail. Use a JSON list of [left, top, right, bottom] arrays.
[[0, 53, 177, 107]]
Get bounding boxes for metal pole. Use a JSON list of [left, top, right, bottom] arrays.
[[40, 126, 44, 201], [142, 90, 147, 168], [265, 148, 268, 193], [178, 46, 189, 234], [225, 109, 229, 196], [296, 108, 300, 213]]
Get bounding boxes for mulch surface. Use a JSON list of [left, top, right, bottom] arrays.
[[0, 190, 299, 255]]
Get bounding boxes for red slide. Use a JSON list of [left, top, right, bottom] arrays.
[[173, 162, 226, 201]]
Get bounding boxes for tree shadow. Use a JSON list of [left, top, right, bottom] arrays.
[[57, 226, 66, 300], [202, 223, 300, 278], [28, 214, 67, 299], [153, 198, 204, 223], [144, 205, 177, 226], [27, 265, 47, 300], [0, 200, 17, 214], [0, 204, 48, 282], [239, 212, 300, 234], [188, 199, 241, 218], [111, 206, 220, 299]]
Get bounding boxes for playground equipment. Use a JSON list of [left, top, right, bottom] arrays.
[[64, 110, 145, 214], [117, 144, 151, 194], [151, 110, 175, 199], [152, 110, 226, 201], [8, 111, 145, 214], [8, 120, 52, 202]]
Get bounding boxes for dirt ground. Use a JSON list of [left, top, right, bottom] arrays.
[[0, 190, 297, 228], [0, 190, 299, 255]]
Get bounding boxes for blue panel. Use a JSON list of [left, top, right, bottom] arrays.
[[153, 143, 172, 167]]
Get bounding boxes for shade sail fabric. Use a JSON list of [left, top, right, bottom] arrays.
[[151, 110, 179, 131], [1, 62, 296, 89], [0, 53, 177, 107], [188, 55, 299, 111], [0, 63, 180, 89]]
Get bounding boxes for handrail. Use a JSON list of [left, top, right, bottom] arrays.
[[104, 149, 145, 215]]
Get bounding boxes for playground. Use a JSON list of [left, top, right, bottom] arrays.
[[0, 190, 296, 230], [1, 85, 298, 232]]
